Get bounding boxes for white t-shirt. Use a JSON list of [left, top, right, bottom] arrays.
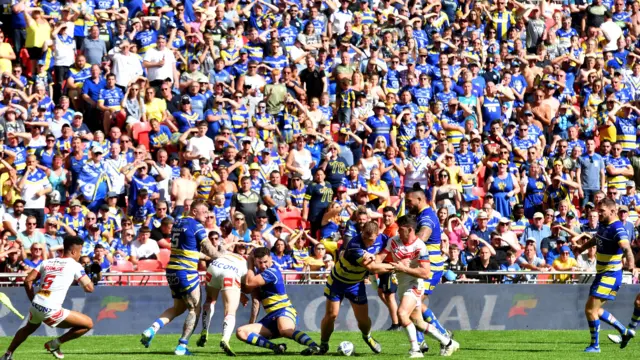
[[150, 163, 172, 202], [143, 48, 176, 82], [22, 169, 52, 209], [54, 35, 76, 67], [187, 135, 215, 170], [33, 257, 86, 309], [3, 212, 27, 233], [381, 236, 429, 288], [104, 154, 128, 195], [600, 20, 622, 51], [110, 51, 144, 87], [131, 239, 160, 259]]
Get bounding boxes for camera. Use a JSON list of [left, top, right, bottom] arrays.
[[84, 262, 102, 285]]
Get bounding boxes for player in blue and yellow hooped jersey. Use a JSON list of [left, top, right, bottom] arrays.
[[571, 199, 635, 353], [236, 247, 321, 355], [405, 186, 454, 351], [319, 221, 393, 355], [140, 200, 222, 356]]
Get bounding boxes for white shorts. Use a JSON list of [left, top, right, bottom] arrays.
[[28, 303, 70, 328], [205, 266, 242, 291], [398, 280, 424, 309]]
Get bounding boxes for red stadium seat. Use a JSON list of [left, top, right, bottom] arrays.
[[331, 123, 340, 141], [112, 261, 134, 272], [285, 273, 302, 282], [136, 259, 163, 272], [472, 187, 485, 209], [132, 122, 152, 151], [279, 208, 303, 229], [158, 249, 171, 269]]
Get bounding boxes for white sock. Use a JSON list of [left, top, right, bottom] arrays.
[[222, 315, 235, 342], [404, 322, 419, 351], [51, 338, 61, 348], [425, 323, 450, 346], [202, 302, 214, 333]]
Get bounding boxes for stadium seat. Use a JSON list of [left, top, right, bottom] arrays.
[[158, 249, 171, 268], [279, 208, 303, 229], [331, 123, 340, 141], [132, 122, 152, 150], [109, 261, 135, 286], [136, 259, 163, 272], [284, 273, 302, 283]]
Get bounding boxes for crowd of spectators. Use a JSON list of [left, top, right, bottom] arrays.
[[0, 0, 639, 286]]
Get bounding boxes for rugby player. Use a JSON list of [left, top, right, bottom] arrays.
[[235, 247, 320, 355], [319, 221, 394, 354], [140, 199, 223, 356], [572, 199, 636, 353], [1, 236, 94, 360]]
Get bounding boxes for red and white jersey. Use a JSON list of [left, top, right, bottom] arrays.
[[33, 258, 87, 309], [381, 236, 429, 285]]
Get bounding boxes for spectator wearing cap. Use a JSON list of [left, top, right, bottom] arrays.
[[80, 220, 112, 258], [142, 34, 177, 87], [618, 205, 637, 243], [518, 240, 548, 278], [97, 203, 120, 238], [542, 222, 573, 264], [180, 57, 207, 92], [364, 102, 392, 147], [173, 95, 199, 133], [521, 212, 551, 250], [125, 157, 163, 203], [43, 218, 67, 258], [471, 210, 492, 243], [605, 142, 633, 192], [131, 226, 160, 266], [70, 112, 93, 142], [552, 245, 579, 283], [108, 40, 144, 90], [542, 169, 577, 211], [17, 155, 51, 227], [577, 245, 597, 272], [620, 180, 640, 208], [247, 162, 265, 193], [253, 210, 277, 247]]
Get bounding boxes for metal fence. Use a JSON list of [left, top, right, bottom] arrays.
[[1, 270, 633, 287]]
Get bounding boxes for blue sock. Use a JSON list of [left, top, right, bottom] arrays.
[[629, 307, 640, 330], [292, 330, 317, 347], [151, 319, 165, 332], [416, 330, 424, 343], [600, 310, 628, 335], [246, 333, 276, 349], [178, 338, 188, 346], [588, 319, 600, 347], [423, 308, 447, 335]]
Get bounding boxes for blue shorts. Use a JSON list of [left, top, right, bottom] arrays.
[[324, 276, 368, 304], [166, 269, 200, 299], [589, 271, 622, 301], [423, 271, 444, 296], [258, 307, 298, 338], [379, 273, 398, 294]]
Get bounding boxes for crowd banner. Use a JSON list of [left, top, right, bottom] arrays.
[[1, 284, 640, 336]]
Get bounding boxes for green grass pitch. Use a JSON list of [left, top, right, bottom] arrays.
[[2, 330, 640, 359]]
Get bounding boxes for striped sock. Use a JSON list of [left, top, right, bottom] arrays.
[[423, 308, 447, 335], [246, 333, 276, 349], [629, 307, 640, 330], [151, 319, 165, 332], [600, 310, 627, 335], [588, 319, 600, 347], [292, 330, 317, 347]]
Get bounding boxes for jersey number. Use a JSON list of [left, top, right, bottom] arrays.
[[170, 232, 180, 248], [41, 274, 56, 290]]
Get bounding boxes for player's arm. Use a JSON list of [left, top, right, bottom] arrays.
[[77, 274, 95, 293], [23, 266, 41, 301], [416, 225, 432, 243], [362, 252, 393, 274], [244, 254, 266, 288], [393, 258, 431, 280], [197, 226, 223, 260], [572, 234, 597, 256], [620, 238, 635, 272]]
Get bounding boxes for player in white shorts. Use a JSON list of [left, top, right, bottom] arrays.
[[380, 215, 458, 358], [1, 236, 94, 360], [197, 252, 248, 356]]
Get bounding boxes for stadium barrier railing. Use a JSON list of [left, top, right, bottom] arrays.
[[1, 270, 635, 286]]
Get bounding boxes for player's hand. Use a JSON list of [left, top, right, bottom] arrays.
[[391, 261, 407, 273], [240, 293, 249, 307]]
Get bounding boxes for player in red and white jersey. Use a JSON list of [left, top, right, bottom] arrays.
[[381, 215, 458, 358], [197, 251, 249, 356], [1, 236, 94, 360]]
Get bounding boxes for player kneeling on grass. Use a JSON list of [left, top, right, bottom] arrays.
[[1, 236, 94, 360], [381, 215, 459, 358], [236, 247, 320, 355], [197, 252, 250, 356]]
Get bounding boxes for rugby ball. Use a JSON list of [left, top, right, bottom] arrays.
[[338, 341, 354, 356]]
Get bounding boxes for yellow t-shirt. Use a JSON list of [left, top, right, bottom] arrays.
[[145, 98, 167, 122], [0, 172, 21, 206], [367, 180, 389, 202], [26, 20, 51, 48], [552, 257, 578, 283], [0, 43, 13, 73]]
